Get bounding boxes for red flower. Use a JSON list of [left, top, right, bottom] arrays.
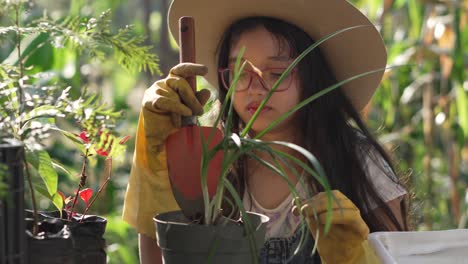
[[79, 188, 93, 206], [79, 131, 90, 143], [77, 130, 130, 157]]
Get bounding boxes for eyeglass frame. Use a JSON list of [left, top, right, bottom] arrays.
[[218, 67, 298, 92]]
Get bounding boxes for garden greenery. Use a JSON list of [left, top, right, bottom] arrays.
[[0, 0, 159, 233]]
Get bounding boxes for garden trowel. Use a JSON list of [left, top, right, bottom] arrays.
[[166, 17, 224, 222]]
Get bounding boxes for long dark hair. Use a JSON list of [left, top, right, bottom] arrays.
[[216, 17, 409, 232]]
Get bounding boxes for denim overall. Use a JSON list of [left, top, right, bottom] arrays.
[[258, 225, 321, 264]]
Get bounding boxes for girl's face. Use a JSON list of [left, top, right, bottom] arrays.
[[228, 26, 302, 136]]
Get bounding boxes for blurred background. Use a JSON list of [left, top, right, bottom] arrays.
[[1, 0, 467, 263]]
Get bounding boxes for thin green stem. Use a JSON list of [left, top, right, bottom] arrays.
[[68, 148, 88, 221], [80, 158, 112, 222], [23, 151, 38, 235], [210, 149, 240, 224], [14, 4, 24, 118], [200, 51, 248, 225], [13, 4, 37, 232]]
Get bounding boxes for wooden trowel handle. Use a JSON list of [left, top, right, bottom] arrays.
[[179, 17, 197, 126]]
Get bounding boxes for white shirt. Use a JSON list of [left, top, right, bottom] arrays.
[[243, 177, 309, 239]]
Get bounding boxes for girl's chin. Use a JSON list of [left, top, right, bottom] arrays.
[[238, 112, 281, 134], [245, 121, 272, 135], [240, 116, 299, 139]]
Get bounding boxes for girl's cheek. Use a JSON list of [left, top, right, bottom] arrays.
[[232, 94, 244, 113]]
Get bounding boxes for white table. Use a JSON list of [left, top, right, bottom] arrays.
[[369, 229, 468, 264]]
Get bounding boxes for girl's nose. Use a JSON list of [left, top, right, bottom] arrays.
[[247, 75, 268, 95]]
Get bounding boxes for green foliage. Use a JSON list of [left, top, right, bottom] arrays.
[[0, 0, 464, 262], [0, 4, 160, 75], [0, 0, 158, 262], [0, 1, 157, 218], [104, 214, 139, 264], [352, 0, 468, 230]]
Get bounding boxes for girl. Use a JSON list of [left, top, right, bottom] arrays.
[[123, 0, 410, 263]]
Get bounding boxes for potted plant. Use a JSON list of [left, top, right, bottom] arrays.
[[0, 1, 158, 263], [22, 128, 130, 264], [152, 23, 388, 263]]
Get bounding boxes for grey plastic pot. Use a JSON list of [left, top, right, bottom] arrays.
[[154, 210, 269, 264]]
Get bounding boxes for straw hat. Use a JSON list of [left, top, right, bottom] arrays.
[[168, 0, 387, 110]]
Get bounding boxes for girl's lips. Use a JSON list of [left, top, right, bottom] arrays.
[[247, 105, 272, 115]]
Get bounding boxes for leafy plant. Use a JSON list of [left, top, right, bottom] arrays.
[[58, 130, 130, 222], [0, 0, 158, 234]]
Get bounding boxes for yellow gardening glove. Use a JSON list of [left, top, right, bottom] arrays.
[[122, 63, 211, 239], [142, 63, 211, 151], [293, 190, 381, 264]]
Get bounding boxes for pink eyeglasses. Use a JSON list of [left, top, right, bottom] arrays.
[[218, 67, 297, 92]]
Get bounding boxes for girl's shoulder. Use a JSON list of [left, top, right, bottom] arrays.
[[354, 131, 407, 207], [353, 129, 394, 173]]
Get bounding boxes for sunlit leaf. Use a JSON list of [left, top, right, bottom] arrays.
[[51, 192, 64, 212], [456, 82, 468, 139], [408, 0, 423, 39], [27, 150, 58, 197]]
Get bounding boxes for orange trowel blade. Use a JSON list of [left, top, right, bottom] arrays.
[[166, 126, 224, 220]]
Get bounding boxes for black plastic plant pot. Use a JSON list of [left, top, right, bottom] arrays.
[[25, 210, 107, 264], [154, 210, 269, 264], [0, 139, 26, 264]]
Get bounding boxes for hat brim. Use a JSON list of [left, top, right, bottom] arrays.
[[168, 0, 387, 110]]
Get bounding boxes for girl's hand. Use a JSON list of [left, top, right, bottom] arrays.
[[122, 63, 211, 241], [142, 63, 211, 151], [292, 190, 380, 264]]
